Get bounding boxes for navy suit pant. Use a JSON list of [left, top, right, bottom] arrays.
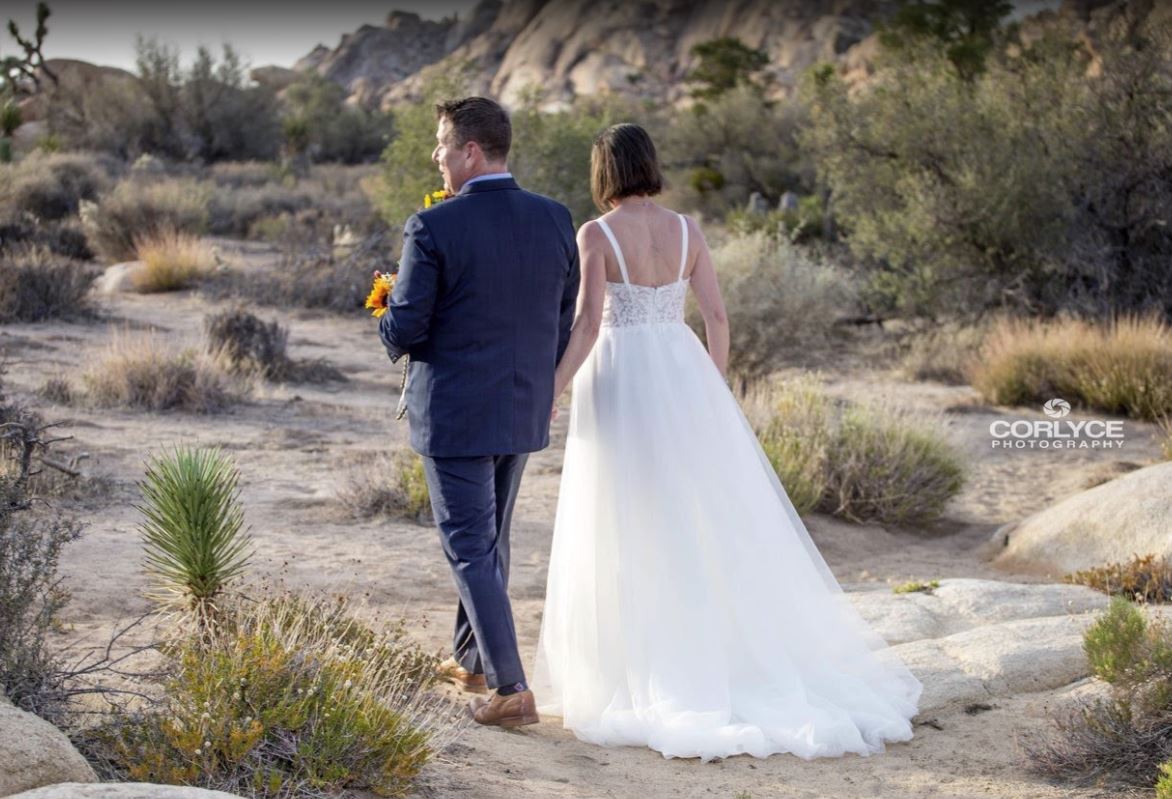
[[420, 452, 528, 689]]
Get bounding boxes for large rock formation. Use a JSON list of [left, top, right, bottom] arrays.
[[0, 692, 97, 796], [991, 461, 1172, 578], [846, 577, 1116, 713]]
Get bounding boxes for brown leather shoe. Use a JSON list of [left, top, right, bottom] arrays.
[[469, 689, 539, 728], [435, 657, 487, 694]]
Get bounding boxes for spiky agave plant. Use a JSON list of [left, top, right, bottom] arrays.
[[136, 446, 252, 630]]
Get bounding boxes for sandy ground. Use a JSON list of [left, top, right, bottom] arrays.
[[1, 243, 1164, 799]]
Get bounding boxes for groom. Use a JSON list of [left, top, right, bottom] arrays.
[[377, 97, 580, 727]]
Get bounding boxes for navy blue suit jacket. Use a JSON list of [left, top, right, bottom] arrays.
[[378, 177, 580, 458]]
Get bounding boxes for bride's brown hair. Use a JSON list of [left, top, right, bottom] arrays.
[[590, 123, 664, 214]]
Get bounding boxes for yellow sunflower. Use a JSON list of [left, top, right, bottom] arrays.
[[365, 273, 396, 318]]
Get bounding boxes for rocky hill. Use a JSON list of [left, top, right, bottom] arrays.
[[275, 0, 1158, 112]]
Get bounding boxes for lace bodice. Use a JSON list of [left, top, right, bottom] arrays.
[[602, 279, 689, 327], [596, 213, 690, 329]]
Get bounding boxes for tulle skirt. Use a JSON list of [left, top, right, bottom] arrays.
[[531, 321, 923, 761]]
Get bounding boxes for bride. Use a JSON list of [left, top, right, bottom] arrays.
[[531, 123, 923, 762]]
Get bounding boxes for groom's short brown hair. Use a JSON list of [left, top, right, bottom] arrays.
[[435, 97, 511, 162]]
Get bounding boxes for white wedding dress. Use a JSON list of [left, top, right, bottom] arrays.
[[531, 213, 923, 762]]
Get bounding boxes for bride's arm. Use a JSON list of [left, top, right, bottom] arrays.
[[685, 216, 730, 377], [553, 220, 608, 399]]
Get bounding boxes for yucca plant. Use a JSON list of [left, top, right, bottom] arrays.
[[135, 447, 253, 629]]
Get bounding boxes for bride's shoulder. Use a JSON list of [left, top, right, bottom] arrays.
[[575, 218, 609, 245]]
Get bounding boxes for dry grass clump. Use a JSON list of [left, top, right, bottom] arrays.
[[339, 451, 431, 524], [82, 329, 243, 413], [1065, 553, 1172, 604], [748, 375, 965, 526], [971, 315, 1172, 421], [898, 321, 989, 385], [0, 150, 117, 221], [81, 177, 211, 262], [1023, 597, 1172, 792], [80, 593, 459, 798], [688, 232, 859, 385], [0, 244, 97, 322], [204, 308, 345, 384], [132, 228, 216, 293]]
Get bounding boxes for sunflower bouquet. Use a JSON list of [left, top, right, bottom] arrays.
[[424, 189, 452, 208], [364, 271, 396, 318]]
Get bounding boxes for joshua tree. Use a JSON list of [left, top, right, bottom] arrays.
[[2, 2, 57, 97]]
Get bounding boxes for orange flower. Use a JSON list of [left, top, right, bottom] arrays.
[[365, 273, 396, 318]]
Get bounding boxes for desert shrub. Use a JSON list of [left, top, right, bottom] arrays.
[[0, 212, 94, 260], [725, 194, 825, 243], [1065, 554, 1172, 605], [747, 377, 830, 516], [204, 309, 290, 379], [81, 177, 211, 262], [204, 229, 393, 314], [281, 72, 394, 164], [898, 321, 989, 384], [340, 450, 431, 524], [0, 374, 83, 723], [132, 228, 215, 292], [802, 17, 1172, 321], [823, 401, 965, 526], [82, 329, 241, 413], [1024, 597, 1172, 790], [749, 376, 964, 526], [136, 447, 252, 629], [686, 231, 860, 385], [660, 85, 812, 219], [206, 183, 316, 238], [0, 151, 118, 220], [83, 592, 457, 798], [970, 315, 1172, 421], [509, 94, 628, 224], [0, 245, 97, 323]]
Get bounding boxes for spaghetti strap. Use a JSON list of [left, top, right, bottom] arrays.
[[595, 218, 631, 285], [676, 213, 689, 281]]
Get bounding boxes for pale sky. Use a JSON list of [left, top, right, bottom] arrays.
[[3, 0, 1063, 74], [2, 1, 478, 73]]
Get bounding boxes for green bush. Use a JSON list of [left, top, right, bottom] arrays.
[[0, 245, 97, 323], [81, 177, 211, 262], [281, 72, 394, 164], [660, 85, 811, 219], [1026, 597, 1172, 790], [750, 376, 965, 526], [801, 17, 1172, 321], [83, 593, 455, 798], [686, 231, 859, 385]]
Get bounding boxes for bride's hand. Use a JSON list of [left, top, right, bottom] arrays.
[[551, 401, 560, 422]]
